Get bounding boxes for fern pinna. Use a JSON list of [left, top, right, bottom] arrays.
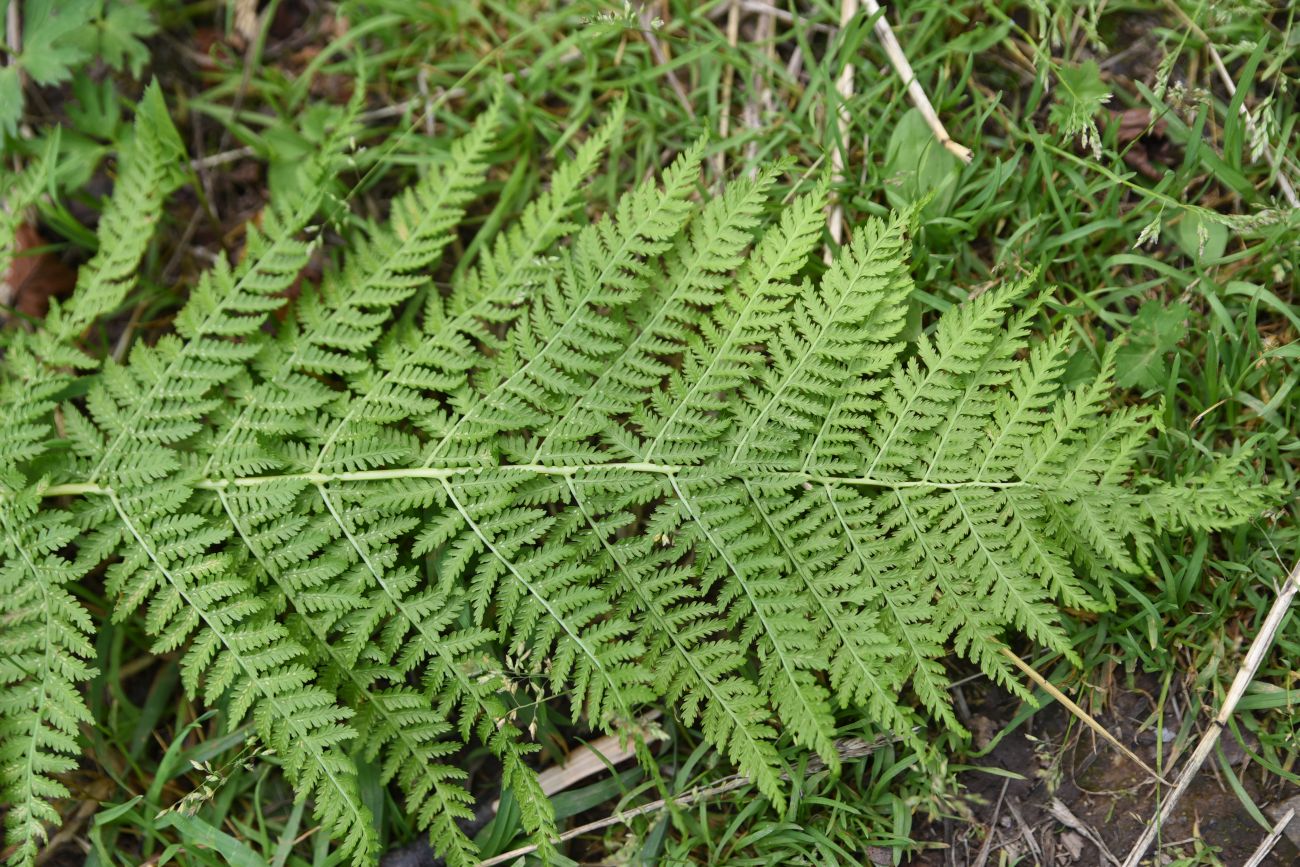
[[0, 89, 1272, 866]]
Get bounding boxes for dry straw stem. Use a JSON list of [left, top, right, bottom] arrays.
[[188, 49, 584, 173], [970, 777, 1010, 867], [1121, 558, 1300, 867], [828, 0, 972, 252], [714, 0, 742, 178], [638, 6, 696, 119], [1000, 647, 1171, 787], [863, 0, 972, 163], [489, 711, 663, 813], [1048, 798, 1121, 866], [826, 0, 859, 256], [1243, 808, 1295, 867]]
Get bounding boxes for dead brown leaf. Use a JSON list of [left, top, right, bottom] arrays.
[[4, 223, 77, 320]]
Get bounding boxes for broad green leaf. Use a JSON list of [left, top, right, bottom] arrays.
[[1116, 301, 1190, 389], [884, 107, 960, 217]]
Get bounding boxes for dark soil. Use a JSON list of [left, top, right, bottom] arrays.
[[911, 674, 1299, 866]]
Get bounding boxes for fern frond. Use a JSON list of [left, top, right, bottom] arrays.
[[104, 483, 375, 863], [563, 474, 786, 798], [0, 95, 1275, 867], [45, 83, 186, 347], [0, 137, 56, 330], [735, 211, 914, 468], [220, 484, 482, 865], [533, 163, 780, 463], [34, 99, 379, 864]]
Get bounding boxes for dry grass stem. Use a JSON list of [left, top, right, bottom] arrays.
[[1120, 558, 1300, 867], [863, 0, 972, 163], [1000, 646, 1171, 786]]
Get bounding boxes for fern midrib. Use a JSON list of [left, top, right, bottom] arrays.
[[1051, 410, 1143, 490], [974, 336, 1065, 482], [530, 175, 770, 463], [39, 462, 1034, 499], [919, 328, 1018, 484], [643, 224, 813, 463], [893, 490, 976, 616], [529, 245, 715, 463], [822, 484, 936, 671], [799, 381, 857, 475], [729, 252, 879, 464], [951, 492, 1054, 636], [106, 492, 371, 841], [1016, 351, 1114, 484], [863, 356, 949, 481]]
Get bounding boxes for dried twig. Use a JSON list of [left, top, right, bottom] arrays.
[[232, 0, 259, 45], [638, 7, 696, 119], [706, 1, 834, 33], [188, 50, 584, 173], [1244, 808, 1294, 867], [741, 9, 775, 174], [1120, 558, 1300, 867], [5, 0, 20, 77], [970, 777, 1009, 867], [1048, 798, 1121, 866], [715, 0, 742, 178], [861, 0, 971, 163], [1001, 646, 1170, 787], [1004, 797, 1042, 864], [489, 711, 662, 812]]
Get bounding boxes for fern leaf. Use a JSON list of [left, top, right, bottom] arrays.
[[221, 486, 481, 865], [106, 485, 376, 863], [0, 96, 1275, 867]]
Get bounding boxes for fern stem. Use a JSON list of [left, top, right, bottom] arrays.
[[35, 465, 1034, 499]]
